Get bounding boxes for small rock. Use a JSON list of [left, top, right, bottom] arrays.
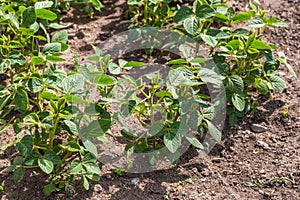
[[212, 157, 222, 163], [94, 184, 103, 192], [105, 174, 112, 180], [201, 178, 206, 182], [131, 178, 140, 185], [256, 140, 271, 150], [192, 167, 198, 173], [259, 169, 265, 174], [201, 169, 211, 177], [251, 124, 268, 133]]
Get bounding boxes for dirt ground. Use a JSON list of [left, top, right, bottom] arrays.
[[0, 0, 299, 199]]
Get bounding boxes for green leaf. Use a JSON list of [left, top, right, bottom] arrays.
[[13, 167, 25, 183], [66, 141, 81, 152], [64, 120, 79, 136], [15, 88, 28, 112], [62, 74, 85, 93], [36, 9, 57, 21], [13, 156, 24, 165], [200, 34, 218, 47], [268, 75, 286, 91], [90, 0, 102, 10], [26, 78, 44, 93], [128, 28, 141, 42], [203, 107, 215, 120], [198, 68, 224, 85], [70, 160, 83, 174], [120, 100, 136, 117], [109, 63, 121, 75], [250, 39, 271, 50], [83, 161, 100, 175], [232, 93, 245, 111], [195, 5, 215, 19], [174, 6, 193, 22], [226, 75, 244, 93], [255, 78, 268, 94], [93, 74, 115, 86], [43, 184, 57, 196], [0, 90, 11, 110], [124, 61, 145, 68], [184, 17, 200, 36], [40, 91, 58, 100], [52, 30, 68, 43], [8, 51, 26, 65], [247, 17, 265, 28], [44, 151, 61, 165], [48, 23, 68, 29], [35, 1, 54, 9], [32, 56, 44, 65], [43, 43, 61, 55], [38, 158, 54, 174], [164, 124, 182, 153], [278, 52, 297, 78], [185, 134, 203, 149], [82, 138, 98, 157], [46, 55, 65, 62], [231, 11, 255, 24], [149, 122, 165, 136], [22, 7, 36, 26], [166, 59, 187, 65], [80, 119, 111, 137], [82, 176, 89, 190], [206, 120, 222, 142], [9, 13, 19, 29]]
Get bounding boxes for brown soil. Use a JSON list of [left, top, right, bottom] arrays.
[[0, 0, 299, 199]]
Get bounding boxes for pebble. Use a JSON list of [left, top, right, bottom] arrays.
[[212, 157, 222, 163], [192, 167, 198, 173], [201, 169, 211, 177], [250, 124, 268, 133], [131, 178, 140, 185], [94, 184, 103, 192], [256, 140, 271, 150]]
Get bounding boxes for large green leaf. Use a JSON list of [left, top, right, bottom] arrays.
[[232, 93, 245, 111], [206, 120, 222, 142], [35, 1, 54, 9], [195, 5, 215, 19], [200, 34, 218, 47], [226, 75, 244, 93], [44, 151, 61, 165], [174, 6, 193, 22], [231, 11, 255, 24], [8, 51, 26, 65], [13, 167, 25, 183], [15, 88, 28, 112], [43, 184, 57, 196], [22, 7, 36, 26], [255, 78, 268, 94], [43, 43, 61, 55], [250, 39, 271, 50], [64, 120, 79, 136], [52, 30, 68, 43], [26, 78, 44, 93], [247, 17, 265, 28], [62, 74, 84, 93], [38, 158, 54, 174], [184, 17, 200, 36], [36, 9, 57, 21], [268, 75, 286, 91], [185, 134, 204, 149], [93, 74, 116, 86], [164, 131, 181, 153], [16, 135, 33, 156]]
